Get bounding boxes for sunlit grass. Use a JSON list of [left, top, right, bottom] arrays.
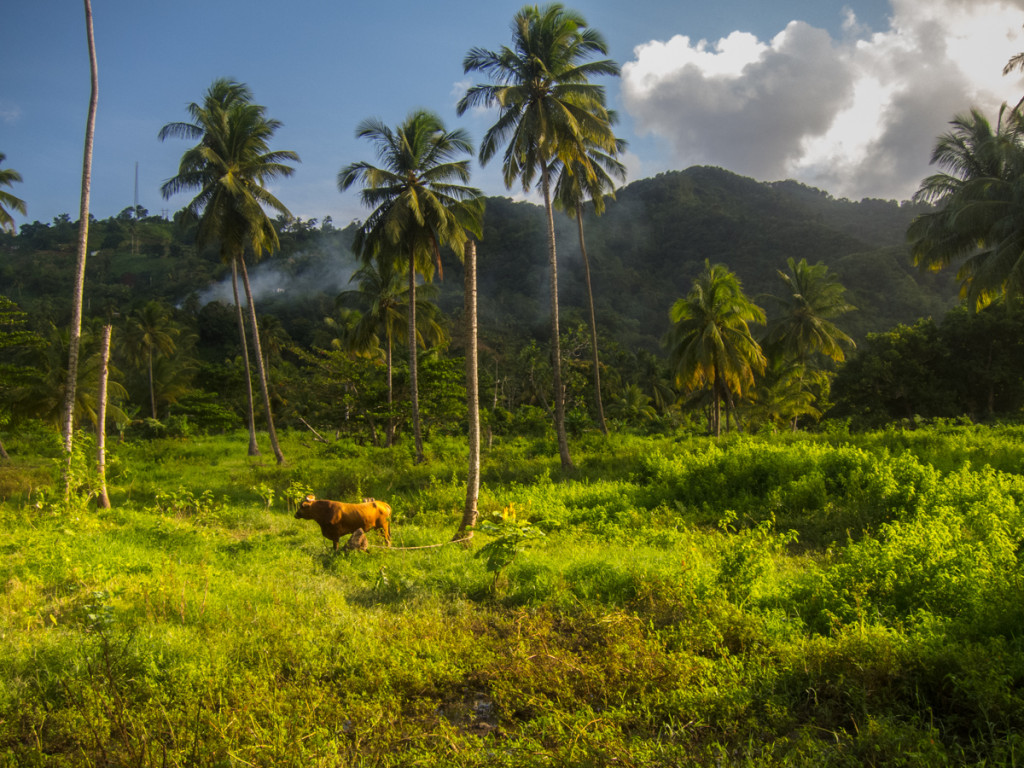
[[2, 425, 1024, 765]]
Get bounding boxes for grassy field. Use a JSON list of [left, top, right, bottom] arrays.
[[2, 424, 1024, 766]]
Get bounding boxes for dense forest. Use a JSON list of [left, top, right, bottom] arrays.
[[1, 165, 986, 448]]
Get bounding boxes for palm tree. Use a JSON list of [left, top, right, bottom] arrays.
[[18, 324, 127, 431], [458, 3, 620, 469], [123, 301, 180, 419], [763, 257, 854, 428], [61, 0, 99, 500], [340, 254, 447, 447], [765, 258, 855, 363], [338, 109, 483, 464], [159, 78, 299, 464], [667, 261, 766, 437], [0, 154, 26, 234], [553, 129, 626, 435], [908, 106, 1024, 310]]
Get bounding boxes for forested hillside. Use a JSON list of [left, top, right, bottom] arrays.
[[1, 165, 972, 440], [1, 167, 957, 350]]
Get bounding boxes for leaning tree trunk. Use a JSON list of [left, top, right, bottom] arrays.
[[239, 258, 284, 465], [231, 259, 261, 456], [575, 203, 607, 435], [457, 241, 480, 538], [0, 436, 9, 462], [408, 246, 425, 464], [62, 0, 99, 501], [96, 324, 111, 509], [541, 168, 573, 470]]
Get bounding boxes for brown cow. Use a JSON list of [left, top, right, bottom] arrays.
[[295, 494, 392, 550]]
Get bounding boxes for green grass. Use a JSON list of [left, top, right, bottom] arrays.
[[2, 426, 1024, 765]]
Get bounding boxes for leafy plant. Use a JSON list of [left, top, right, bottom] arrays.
[[474, 503, 546, 590]]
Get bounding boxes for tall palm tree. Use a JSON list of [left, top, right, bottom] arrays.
[[763, 257, 854, 429], [458, 3, 620, 468], [764, 258, 855, 364], [553, 129, 627, 435], [340, 254, 447, 447], [0, 154, 26, 234], [338, 109, 483, 464], [123, 301, 180, 419], [61, 0, 99, 500], [667, 261, 766, 437], [159, 78, 299, 464], [908, 106, 1024, 310]]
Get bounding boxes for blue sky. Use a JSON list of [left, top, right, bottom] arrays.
[[3, 0, 1022, 230]]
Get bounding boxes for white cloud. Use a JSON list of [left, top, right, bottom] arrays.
[[621, 0, 1024, 201], [0, 101, 22, 124]]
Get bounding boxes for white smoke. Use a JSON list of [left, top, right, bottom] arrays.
[[197, 241, 360, 308]]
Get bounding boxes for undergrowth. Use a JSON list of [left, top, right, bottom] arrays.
[[1, 425, 1023, 765]]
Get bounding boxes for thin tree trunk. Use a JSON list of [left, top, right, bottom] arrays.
[[408, 247, 425, 464], [239, 257, 284, 465], [386, 328, 394, 447], [96, 324, 111, 508], [0, 436, 9, 461], [458, 241, 480, 538], [62, 0, 98, 500], [148, 348, 157, 419], [575, 203, 607, 435], [541, 168, 573, 470], [232, 259, 260, 456]]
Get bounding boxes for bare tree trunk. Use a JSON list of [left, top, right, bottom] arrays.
[[458, 241, 480, 538], [62, 0, 98, 501], [232, 259, 261, 456], [575, 203, 607, 435], [408, 247, 425, 464], [239, 258, 284, 465], [0, 436, 9, 461], [386, 329, 394, 447], [96, 324, 111, 508], [148, 348, 157, 419], [541, 168, 573, 470]]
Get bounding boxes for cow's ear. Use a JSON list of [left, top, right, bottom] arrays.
[[305, 494, 316, 502]]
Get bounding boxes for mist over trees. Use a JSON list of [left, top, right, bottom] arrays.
[[0, 160, 973, 449]]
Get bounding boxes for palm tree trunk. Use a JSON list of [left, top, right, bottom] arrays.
[[231, 259, 260, 457], [458, 240, 480, 538], [148, 348, 157, 419], [712, 372, 722, 438], [542, 168, 573, 470], [62, 0, 98, 500], [408, 247, 425, 464], [96, 324, 111, 509], [575, 203, 607, 435], [386, 328, 394, 447], [239, 257, 284, 465]]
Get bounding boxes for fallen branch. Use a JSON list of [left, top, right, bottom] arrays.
[[297, 416, 329, 444], [369, 537, 472, 551]]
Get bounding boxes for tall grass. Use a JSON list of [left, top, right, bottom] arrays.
[[1, 425, 1024, 765]]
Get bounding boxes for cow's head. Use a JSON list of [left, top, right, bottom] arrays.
[[295, 493, 317, 519]]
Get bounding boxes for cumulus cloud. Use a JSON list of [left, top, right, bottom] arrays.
[[621, 0, 1024, 200]]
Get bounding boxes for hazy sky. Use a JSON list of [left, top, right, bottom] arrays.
[[3, 0, 1023, 230]]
